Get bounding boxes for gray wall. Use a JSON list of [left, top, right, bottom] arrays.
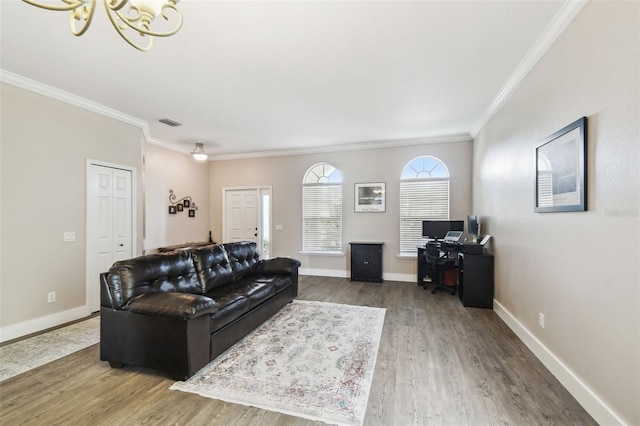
[[473, 2, 639, 424], [143, 143, 211, 252], [0, 83, 143, 334], [209, 141, 472, 280]]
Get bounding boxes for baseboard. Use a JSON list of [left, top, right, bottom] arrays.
[[299, 268, 348, 278], [0, 305, 91, 343], [300, 269, 414, 283], [383, 272, 414, 283], [493, 300, 626, 426]]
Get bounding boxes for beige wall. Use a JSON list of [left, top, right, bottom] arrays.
[[0, 83, 143, 334], [209, 141, 472, 279], [473, 2, 639, 424], [143, 143, 211, 252]]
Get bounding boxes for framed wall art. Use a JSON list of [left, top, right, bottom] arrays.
[[535, 117, 587, 213], [355, 182, 386, 213]]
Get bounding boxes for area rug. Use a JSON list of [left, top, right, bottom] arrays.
[[0, 316, 100, 382], [170, 300, 386, 426]]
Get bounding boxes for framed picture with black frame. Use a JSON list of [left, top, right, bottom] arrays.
[[535, 117, 587, 213]]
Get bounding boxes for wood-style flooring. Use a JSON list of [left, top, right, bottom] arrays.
[[0, 276, 596, 425]]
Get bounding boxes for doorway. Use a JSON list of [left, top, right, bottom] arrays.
[[86, 160, 136, 313], [223, 187, 272, 258]]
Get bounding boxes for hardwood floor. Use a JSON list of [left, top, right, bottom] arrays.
[[0, 276, 596, 425]]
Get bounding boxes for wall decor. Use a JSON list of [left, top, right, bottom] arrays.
[[168, 189, 199, 215], [535, 117, 587, 213], [355, 182, 386, 213]]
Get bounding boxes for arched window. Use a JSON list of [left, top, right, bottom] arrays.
[[399, 156, 450, 255], [302, 163, 343, 253]]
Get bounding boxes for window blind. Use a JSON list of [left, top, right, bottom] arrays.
[[302, 184, 342, 252], [399, 179, 449, 255]]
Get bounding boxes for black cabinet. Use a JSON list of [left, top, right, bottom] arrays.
[[458, 253, 494, 309], [349, 242, 383, 283]]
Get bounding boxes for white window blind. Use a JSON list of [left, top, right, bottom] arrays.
[[302, 163, 343, 253], [399, 156, 450, 256], [303, 185, 342, 252]]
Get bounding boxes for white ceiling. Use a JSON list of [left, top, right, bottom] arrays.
[[1, 1, 579, 159]]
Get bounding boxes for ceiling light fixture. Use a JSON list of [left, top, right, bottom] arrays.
[[22, 0, 183, 51], [190, 143, 208, 161]]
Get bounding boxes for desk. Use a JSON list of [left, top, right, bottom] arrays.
[[416, 244, 494, 309]]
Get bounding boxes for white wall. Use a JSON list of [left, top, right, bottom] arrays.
[[0, 83, 143, 338], [143, 143, 210, 252], [209, 140, 472, 280], [473, 2, 639, 424]]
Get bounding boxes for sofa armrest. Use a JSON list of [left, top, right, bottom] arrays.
[[256, 257, 301, 275], [125, 292, 219, 320]]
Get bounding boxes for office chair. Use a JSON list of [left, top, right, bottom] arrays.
[[424, 242, 458, 295]]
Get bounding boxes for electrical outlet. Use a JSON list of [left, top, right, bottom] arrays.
[[539, 312, 545, 328], [47, 292, 56, 303], [63, 232, 76, 242]]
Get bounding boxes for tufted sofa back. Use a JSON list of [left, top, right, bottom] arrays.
[[102, 241, 263, 309], [223, 241, 260, 280], [191, 244, 234, 292], [105, 251, 201, 309]]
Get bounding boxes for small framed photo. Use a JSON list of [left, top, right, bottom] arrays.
[[355, 182, 386, 212], [168, 205, 177, 215], [535, 117, 587, 213], [176, 204, 184, 212], [183, 199, 191, 208], [188, 209, 195, 218]]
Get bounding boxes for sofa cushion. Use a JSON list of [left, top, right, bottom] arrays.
[[204, 288, 251, 332], [223, 241, 260, 281], [126, 292, 219, 320], [191, 245, 234, 292], [107, 251, 201, 309], [252, 275, 292, 294], [229, 280, 276, 309]]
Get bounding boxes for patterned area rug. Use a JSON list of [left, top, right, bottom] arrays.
[[0, 317, 100, 382], [170, 300, 386, 426]]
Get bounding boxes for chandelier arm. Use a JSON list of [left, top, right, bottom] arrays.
[[69, 0, 96, 36], [22, 0, 86, 12], [104, 2, 153, 51], [109, 2, 183, 38]]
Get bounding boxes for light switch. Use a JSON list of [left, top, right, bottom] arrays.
[[275, 225, 284, 231], [64, 232, 76, 242]]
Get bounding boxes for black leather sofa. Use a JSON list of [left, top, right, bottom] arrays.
[[99, 241, 300, 379]]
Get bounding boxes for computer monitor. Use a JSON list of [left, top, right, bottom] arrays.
[[449, 220, 464, 232], [422, 220, 465, 239], [467, 215, 479, 236]]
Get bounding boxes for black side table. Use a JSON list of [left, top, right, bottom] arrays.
[[349, 242, 384, 283]]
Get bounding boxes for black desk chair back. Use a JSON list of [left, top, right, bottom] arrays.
[[425, 242, 458, 295]]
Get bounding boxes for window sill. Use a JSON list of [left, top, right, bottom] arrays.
[[397, 253, 418, 259], [299, 251, 345, 257]]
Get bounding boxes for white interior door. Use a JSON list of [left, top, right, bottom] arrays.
[[87, 163, 133, 312], [225, 189, 259, 243]]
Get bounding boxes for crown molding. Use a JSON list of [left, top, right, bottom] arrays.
[[207, 133, 473, 161], [470, 0, 589, 137], [0, 69, 150, 139]]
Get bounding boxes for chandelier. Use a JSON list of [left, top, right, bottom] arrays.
[[22, 0, 183, 51], [190, 143, 208, 161]]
